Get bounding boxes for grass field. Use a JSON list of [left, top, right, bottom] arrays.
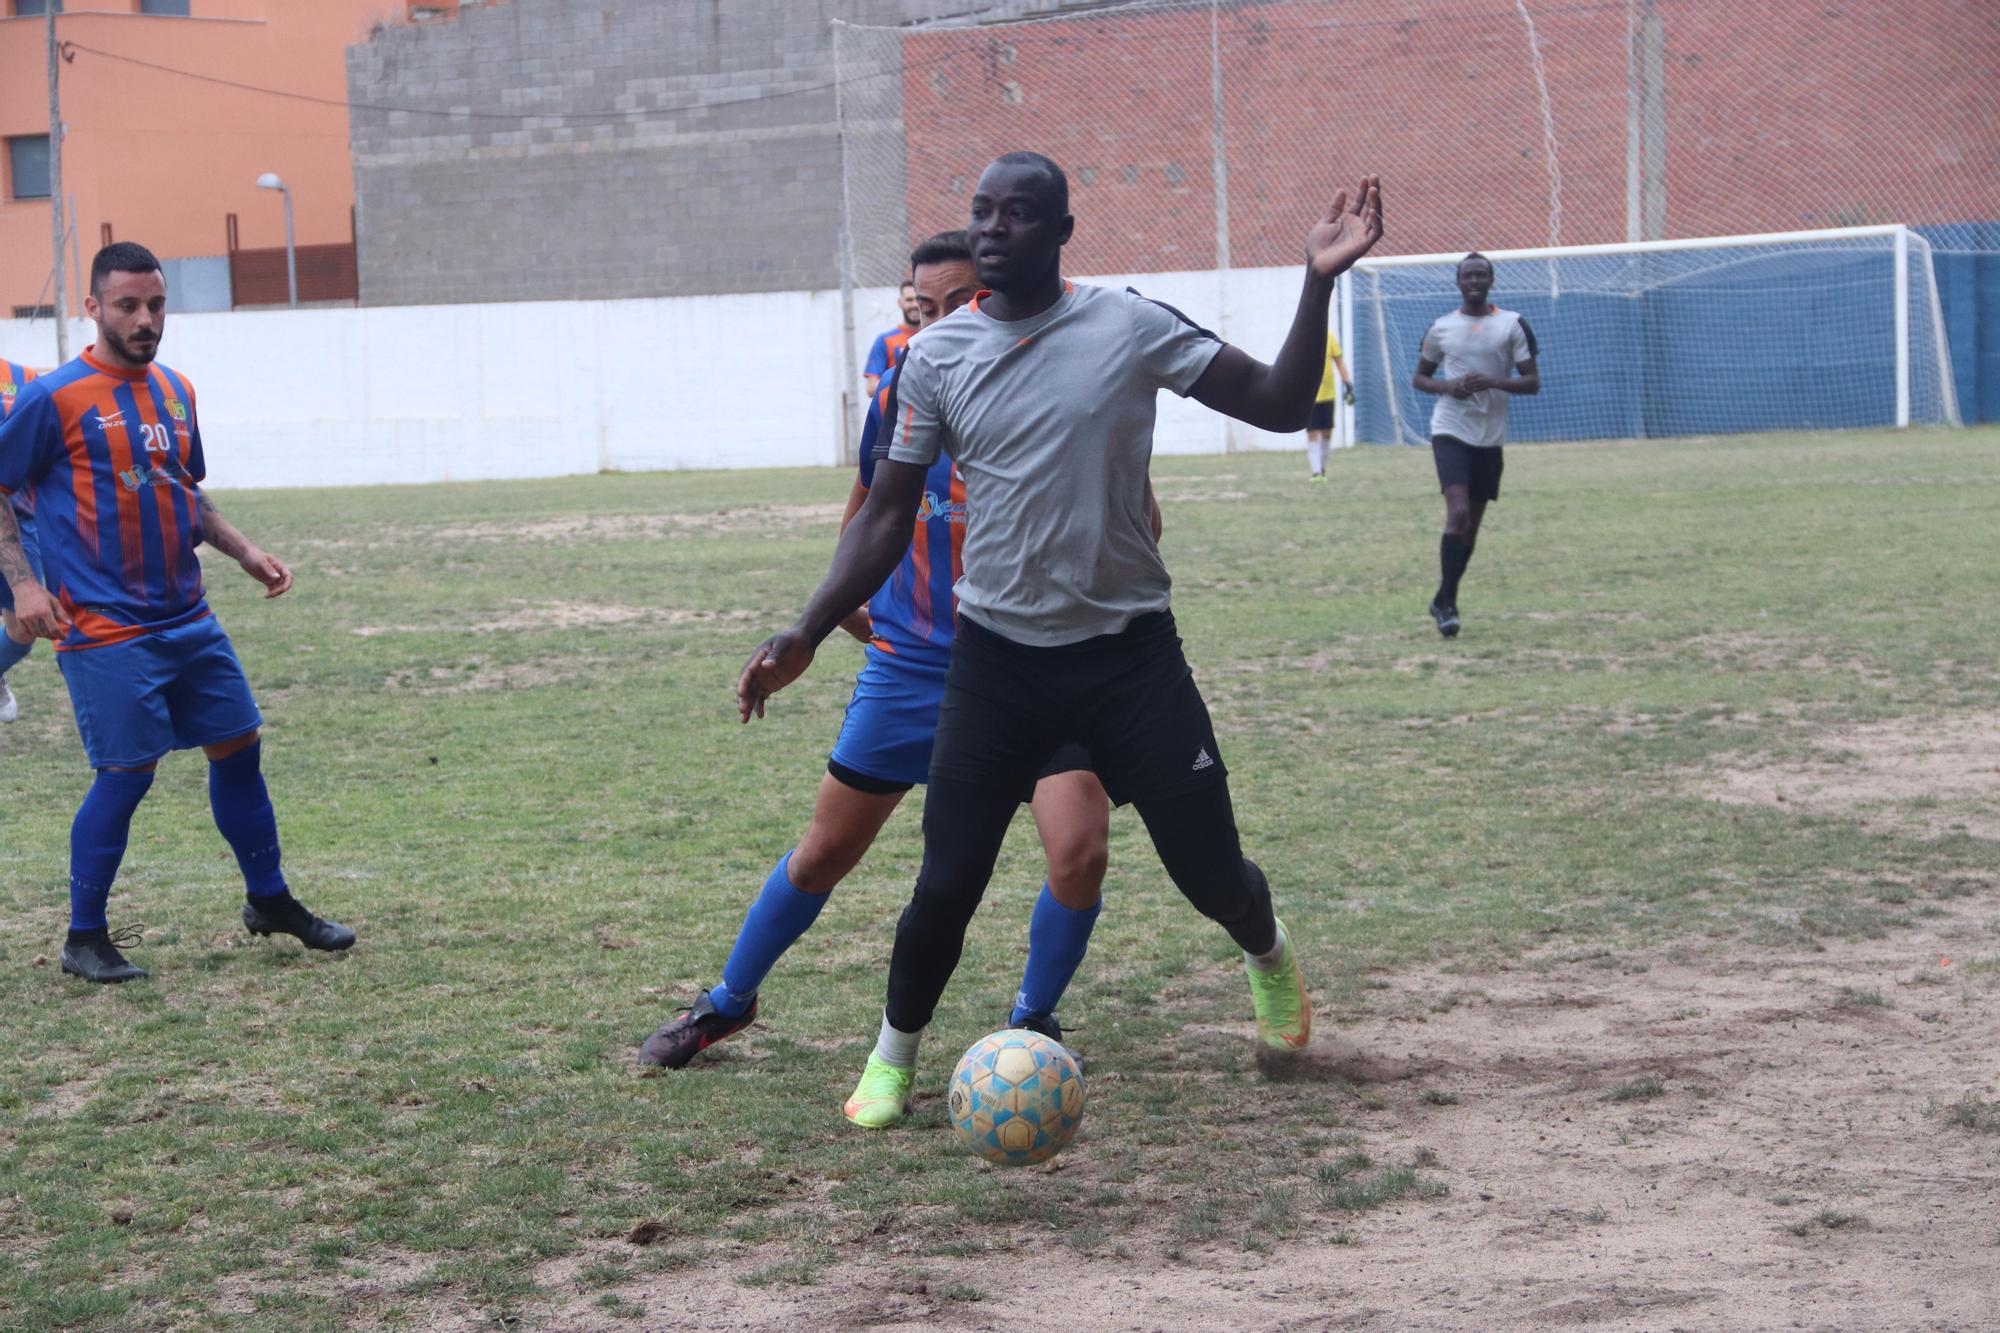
[[2, 428, 1997, 1330]]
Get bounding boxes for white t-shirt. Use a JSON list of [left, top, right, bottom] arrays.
[[1421, 307, 1536, 448], [886, 282, 1222, 646]]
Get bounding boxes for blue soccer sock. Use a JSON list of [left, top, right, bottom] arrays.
[[68, 769, 155, 933], [208, 741, 288, 899], [1011, 884, 1102, 1024], [710, 852, 830, 1019], [0, 628, 32, 677]]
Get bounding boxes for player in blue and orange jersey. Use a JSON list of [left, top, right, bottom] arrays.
[[0, 242, 355, 984], [639, 231, 1147, 1078], [0, 355, 41, 723], [861, 280, 920, 398]]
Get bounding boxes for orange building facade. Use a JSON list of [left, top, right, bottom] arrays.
[[0, 0, 399, 319]]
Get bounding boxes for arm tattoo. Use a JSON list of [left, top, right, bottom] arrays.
[[0, 504, 34, 588]]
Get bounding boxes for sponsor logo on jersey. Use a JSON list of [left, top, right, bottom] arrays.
[[915, 490, 968, 523]]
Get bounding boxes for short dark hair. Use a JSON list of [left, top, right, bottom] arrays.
[[1459, 251, 1492, 271], [898, 279, 916, 292], [990, 151, 1069, 215], [91, 241, 162, 295], [909, 229, 973, 270]]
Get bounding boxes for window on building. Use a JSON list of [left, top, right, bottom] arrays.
[[139, 0, 191, 14], [7, 135, 51, 201], [11, 305, 57, 320], [12, 1, 66, 16]]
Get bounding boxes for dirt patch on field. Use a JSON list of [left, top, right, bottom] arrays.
[[429, 505, 847, 545], [1695, 710, 2000, 839], [426, 887, 2000, 1331], [353, 602, 766, 638]]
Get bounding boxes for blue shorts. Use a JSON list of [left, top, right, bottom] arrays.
[[58, 614, 263, 769], [826, 645, 1095, 794], [828, 647, 950, 790], [0, 513, 43, 613]]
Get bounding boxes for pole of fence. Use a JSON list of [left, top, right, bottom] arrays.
[[46, 5, 69, 362]]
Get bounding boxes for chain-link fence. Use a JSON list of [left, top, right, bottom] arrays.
[[831, 0, 2000, 445]]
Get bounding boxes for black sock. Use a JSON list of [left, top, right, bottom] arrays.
[[66, 926, 109, 946], [1438, 534, 1474, 607]]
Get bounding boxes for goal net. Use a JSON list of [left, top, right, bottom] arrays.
[[1347, 227, 1962, 446]]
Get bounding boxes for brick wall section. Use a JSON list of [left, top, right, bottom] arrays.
[[350, 0, 2000, 304], [898, 0, 2000, 269]]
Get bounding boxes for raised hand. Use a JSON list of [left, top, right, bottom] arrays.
[[1306, 175, 1384, 280], [737, 627, 816, 722]]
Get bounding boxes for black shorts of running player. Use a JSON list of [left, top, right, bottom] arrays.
[[931, 611, 1228, 806], [1306, 400, 1336, 432], [830, 742, 1094, 796], [1432, 433, 1503, 502]]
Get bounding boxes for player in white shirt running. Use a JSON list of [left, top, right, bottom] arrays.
[[1411, 253, 1539, 637]]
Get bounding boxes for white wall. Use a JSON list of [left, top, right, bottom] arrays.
[[0, 266, 1327, 490]]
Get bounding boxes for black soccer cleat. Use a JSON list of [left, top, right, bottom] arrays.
[[243, 895, 357, 951], [1013, 1010, 1087, 1075], [637, 990, 758, 1068], [1429, 597, 1461, 639], [60, 927, 150, 984]]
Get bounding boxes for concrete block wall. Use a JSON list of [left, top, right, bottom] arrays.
[[347, 0, 1035, 306]]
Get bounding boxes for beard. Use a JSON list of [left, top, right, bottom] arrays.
[[104, 327, 160, 365]]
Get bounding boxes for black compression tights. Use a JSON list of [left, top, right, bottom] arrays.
[[883, 777, 1278, 1032]]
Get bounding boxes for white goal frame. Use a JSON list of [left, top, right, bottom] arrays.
[[1337, 223, 1960, 447]]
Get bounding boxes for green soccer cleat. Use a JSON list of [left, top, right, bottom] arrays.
[[1246, 918, 1312, 1050], [843, 1054, 916, 1129]]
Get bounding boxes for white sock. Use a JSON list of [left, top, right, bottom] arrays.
[[1246, 919, 1290, 972], [1307, 438, 1328, 474], [873, 1011, 922, 1067]]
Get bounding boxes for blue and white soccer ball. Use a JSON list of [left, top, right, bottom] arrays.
[[948, 1028, 1086, 1167]]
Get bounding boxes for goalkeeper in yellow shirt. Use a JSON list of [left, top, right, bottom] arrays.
[[1305, 330, 1354, 482]]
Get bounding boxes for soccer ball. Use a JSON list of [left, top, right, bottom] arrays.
[[947, 1028, 1086, 1167]]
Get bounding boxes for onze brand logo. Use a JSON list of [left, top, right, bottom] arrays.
[[91, 409, 127, 432]]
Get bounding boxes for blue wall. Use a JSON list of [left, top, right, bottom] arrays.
[[1920, 223, 2000, 425]]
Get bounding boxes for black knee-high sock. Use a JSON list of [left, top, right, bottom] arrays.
[[1438, 534, 1474, 606]]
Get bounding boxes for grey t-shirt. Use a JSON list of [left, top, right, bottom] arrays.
[[1420, 307, 1536, 448], [886, 282, 1222, 647]]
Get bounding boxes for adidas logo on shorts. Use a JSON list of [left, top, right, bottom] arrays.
[[1191, 747, 1215, 771]]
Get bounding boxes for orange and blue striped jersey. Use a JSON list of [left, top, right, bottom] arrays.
[[856, 364, 965, 668], [864, 324, 914, 380], [0, 347, 210, 652], [0, 358, 34, 517]]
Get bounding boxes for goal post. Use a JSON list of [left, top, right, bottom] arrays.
[[1346, 224, 1961, 446]]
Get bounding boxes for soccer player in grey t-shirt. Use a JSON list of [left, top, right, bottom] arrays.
[[1412, 252, 1540, 637], [736, 151, 1382, 1128]]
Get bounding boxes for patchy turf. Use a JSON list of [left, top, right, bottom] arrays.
[[0, 428, 1995, 1330]]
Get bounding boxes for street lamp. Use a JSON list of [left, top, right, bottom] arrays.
[[255, 171, 297, 308]]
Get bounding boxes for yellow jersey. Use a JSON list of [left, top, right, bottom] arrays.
[[1315, 332, 1346, 403]]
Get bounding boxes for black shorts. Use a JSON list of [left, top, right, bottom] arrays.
[[1432, 434, 1503, 502], [1306, 400, 1336, 432], [930, 611, 1228, 808]]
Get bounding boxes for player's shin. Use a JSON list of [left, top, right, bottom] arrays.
[[1010, 883, 1100, 1025], [68, 769, 155, 934], [711, 850, 829, 1019], [0, 626, 32, 676], [208, 741, 287, 898]]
